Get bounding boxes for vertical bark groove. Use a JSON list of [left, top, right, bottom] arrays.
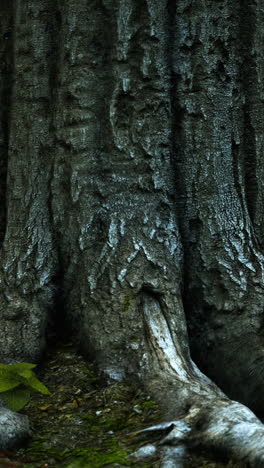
[[0, 1, 13, 245]]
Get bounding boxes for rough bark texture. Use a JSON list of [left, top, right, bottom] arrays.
[[1, 0, 264, 464], [174, 0, 264, 411]]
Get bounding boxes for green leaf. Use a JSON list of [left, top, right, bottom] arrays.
[[0, 364, 11, 370], [18, 369, 35, 379], [0, 362, 50, 408], [26, 375, 51, 395], [1, 386, 30, 411], [0, 369, 21, 392], [7, 363, 37, 374]]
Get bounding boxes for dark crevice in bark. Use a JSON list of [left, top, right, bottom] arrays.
[[46, 263, 69, 345], [243, 111, 257, 225], [0, 3, 14, 245], [48, 7, 61, 124], [231, 137, 244, 213], [167, 0, 181, 219], [239, 2, 258, 227], [168, 20, 192, 340], [166, 0, 188, 247]]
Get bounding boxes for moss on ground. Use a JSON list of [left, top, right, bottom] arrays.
[[0, 343, 248, 467]]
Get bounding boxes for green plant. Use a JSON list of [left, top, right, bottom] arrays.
[[0, 362, 50, 411], [139, 400, 158, 410]]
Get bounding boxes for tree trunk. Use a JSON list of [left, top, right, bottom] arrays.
[[175, 0, 264, 412], [1, 0, 264, 465]]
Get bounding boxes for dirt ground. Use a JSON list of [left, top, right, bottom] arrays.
[[0, 342, 247, 468]]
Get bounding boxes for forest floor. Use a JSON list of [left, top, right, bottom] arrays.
[[0, 342, 247, 468]]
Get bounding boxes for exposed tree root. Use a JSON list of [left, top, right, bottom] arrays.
[[130, 398, 264, 467], [133, 294, 264, 467]]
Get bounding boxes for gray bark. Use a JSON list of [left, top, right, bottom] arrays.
[[174, 0, 264, 411], [0, 0, 264, 464]]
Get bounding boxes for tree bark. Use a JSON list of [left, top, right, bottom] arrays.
[[174, 0, 264, 412], [1, 0, 264, 464]]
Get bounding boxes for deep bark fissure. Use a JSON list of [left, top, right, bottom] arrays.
[[239, 1, 258, 229], [0, 1, 14, 246], [243, 112, 258, 224]]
